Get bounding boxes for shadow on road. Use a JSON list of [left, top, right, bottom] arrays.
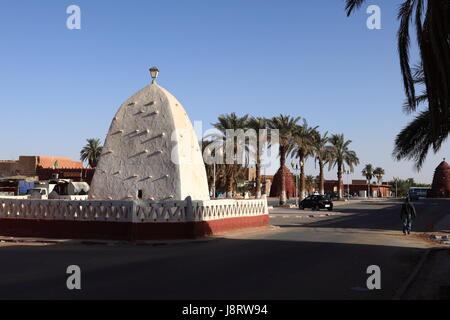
[[0, 199, 447, 299], [0, 235, 425, 300]]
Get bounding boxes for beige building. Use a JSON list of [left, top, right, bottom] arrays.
[[0, 156, 83, 178]]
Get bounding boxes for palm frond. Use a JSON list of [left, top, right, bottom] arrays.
[[393, 110, 448, 170], [345, 0, 368, 16]]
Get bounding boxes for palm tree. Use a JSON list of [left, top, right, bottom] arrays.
[[269, 115, 301, 205], [212, 112, 250, 198], [202, 140, 215, 196], [290, 120, 318, 201], [80, 138, 103, 168], [312, 131, 333, 195], [346, 0, 450, 167], [362, 164, 374, 197], [373, 167, 385, 185], [393, 64, 449, 169], [329, 134, 360, 199], [305, 175, 316, 195], [247, 117, 268, 199], [201, 139, 227, 197]]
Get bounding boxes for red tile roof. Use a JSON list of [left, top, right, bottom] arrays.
[[37, 156, 83, 169]]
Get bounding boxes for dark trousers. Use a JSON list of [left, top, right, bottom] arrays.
[[402, 217, 412, 233]]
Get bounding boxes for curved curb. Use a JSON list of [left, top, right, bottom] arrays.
[[393, 248, 432, 300]]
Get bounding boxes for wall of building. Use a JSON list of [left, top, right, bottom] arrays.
[[18, 156, 39, 176], [0, 161, 18, 177], [324, 180, 391, 197], [37, 168, 95, 184], [0, 156, 83, 178]]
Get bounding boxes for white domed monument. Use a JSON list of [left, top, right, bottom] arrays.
[[89, 67, 210, 201], [0, 67, 268, 241]]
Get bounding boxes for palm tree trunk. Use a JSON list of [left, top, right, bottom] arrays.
[[233, 165, 239, 196], [337, 164, 343, 199], [255, 140, 262, 199], [256, 164, 262, 199], [226, 165, 234, 198], [279, 146, 287, 205], [299, 153, 306, 201], [319, 160, 325, 195]]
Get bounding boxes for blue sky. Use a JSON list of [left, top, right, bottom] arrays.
[[0, 0, 447, 183]]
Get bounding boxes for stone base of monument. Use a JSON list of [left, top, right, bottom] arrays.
[[0, 197, 269, 241]]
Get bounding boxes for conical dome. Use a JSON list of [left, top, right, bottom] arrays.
[[269, 165, 296, 198], [429, 160, 450, 198], [89, 74, 209, 201]]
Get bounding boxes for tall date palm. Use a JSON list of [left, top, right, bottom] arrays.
[[290, 120, 318, 201], [374, 167, 385, 185], [247, 117, 269, 199], [269, 115, 301, 205], [212, 112, 250, 198], [346, 0, 450, 168], [329, 134, 360, 199], [362, 164, 374, 197], [80, 138, 103, 168], [312, 131, 333, 195]]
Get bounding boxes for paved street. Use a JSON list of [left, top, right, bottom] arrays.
[[0, 199, 448, 299]]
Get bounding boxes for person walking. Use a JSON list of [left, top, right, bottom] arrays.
[[400, 196, 417, 235]]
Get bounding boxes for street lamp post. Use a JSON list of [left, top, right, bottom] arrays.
[[393, 176, 399, 198], [149, 66, 159, 83], [300, 160, 304, 201], [346, 170, 350, 201]]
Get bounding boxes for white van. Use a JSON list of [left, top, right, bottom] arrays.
[[28, 188, 49, 199]]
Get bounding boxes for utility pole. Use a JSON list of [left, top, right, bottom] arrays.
[[395, 179, 397, 198], [346, 170, 350, 201], [393, 176, 399, 198]]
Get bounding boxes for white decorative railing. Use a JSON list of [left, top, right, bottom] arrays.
[[191, 198, 269, 221], [0, 196, 268, 223], [134, 200, 189, 222], [0, 199, 134, 222]]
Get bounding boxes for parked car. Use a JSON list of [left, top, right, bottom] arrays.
[[325, 192, 339, 200], [343, 193, 353, 199], [27, 188, 48, 199], [299, 195, 333, 211]]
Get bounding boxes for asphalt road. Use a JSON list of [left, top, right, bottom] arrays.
[[0, 198, 448, 299]]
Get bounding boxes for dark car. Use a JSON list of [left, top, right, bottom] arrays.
[[299, 195, 333, 211], [325, 192, 339, 200]]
